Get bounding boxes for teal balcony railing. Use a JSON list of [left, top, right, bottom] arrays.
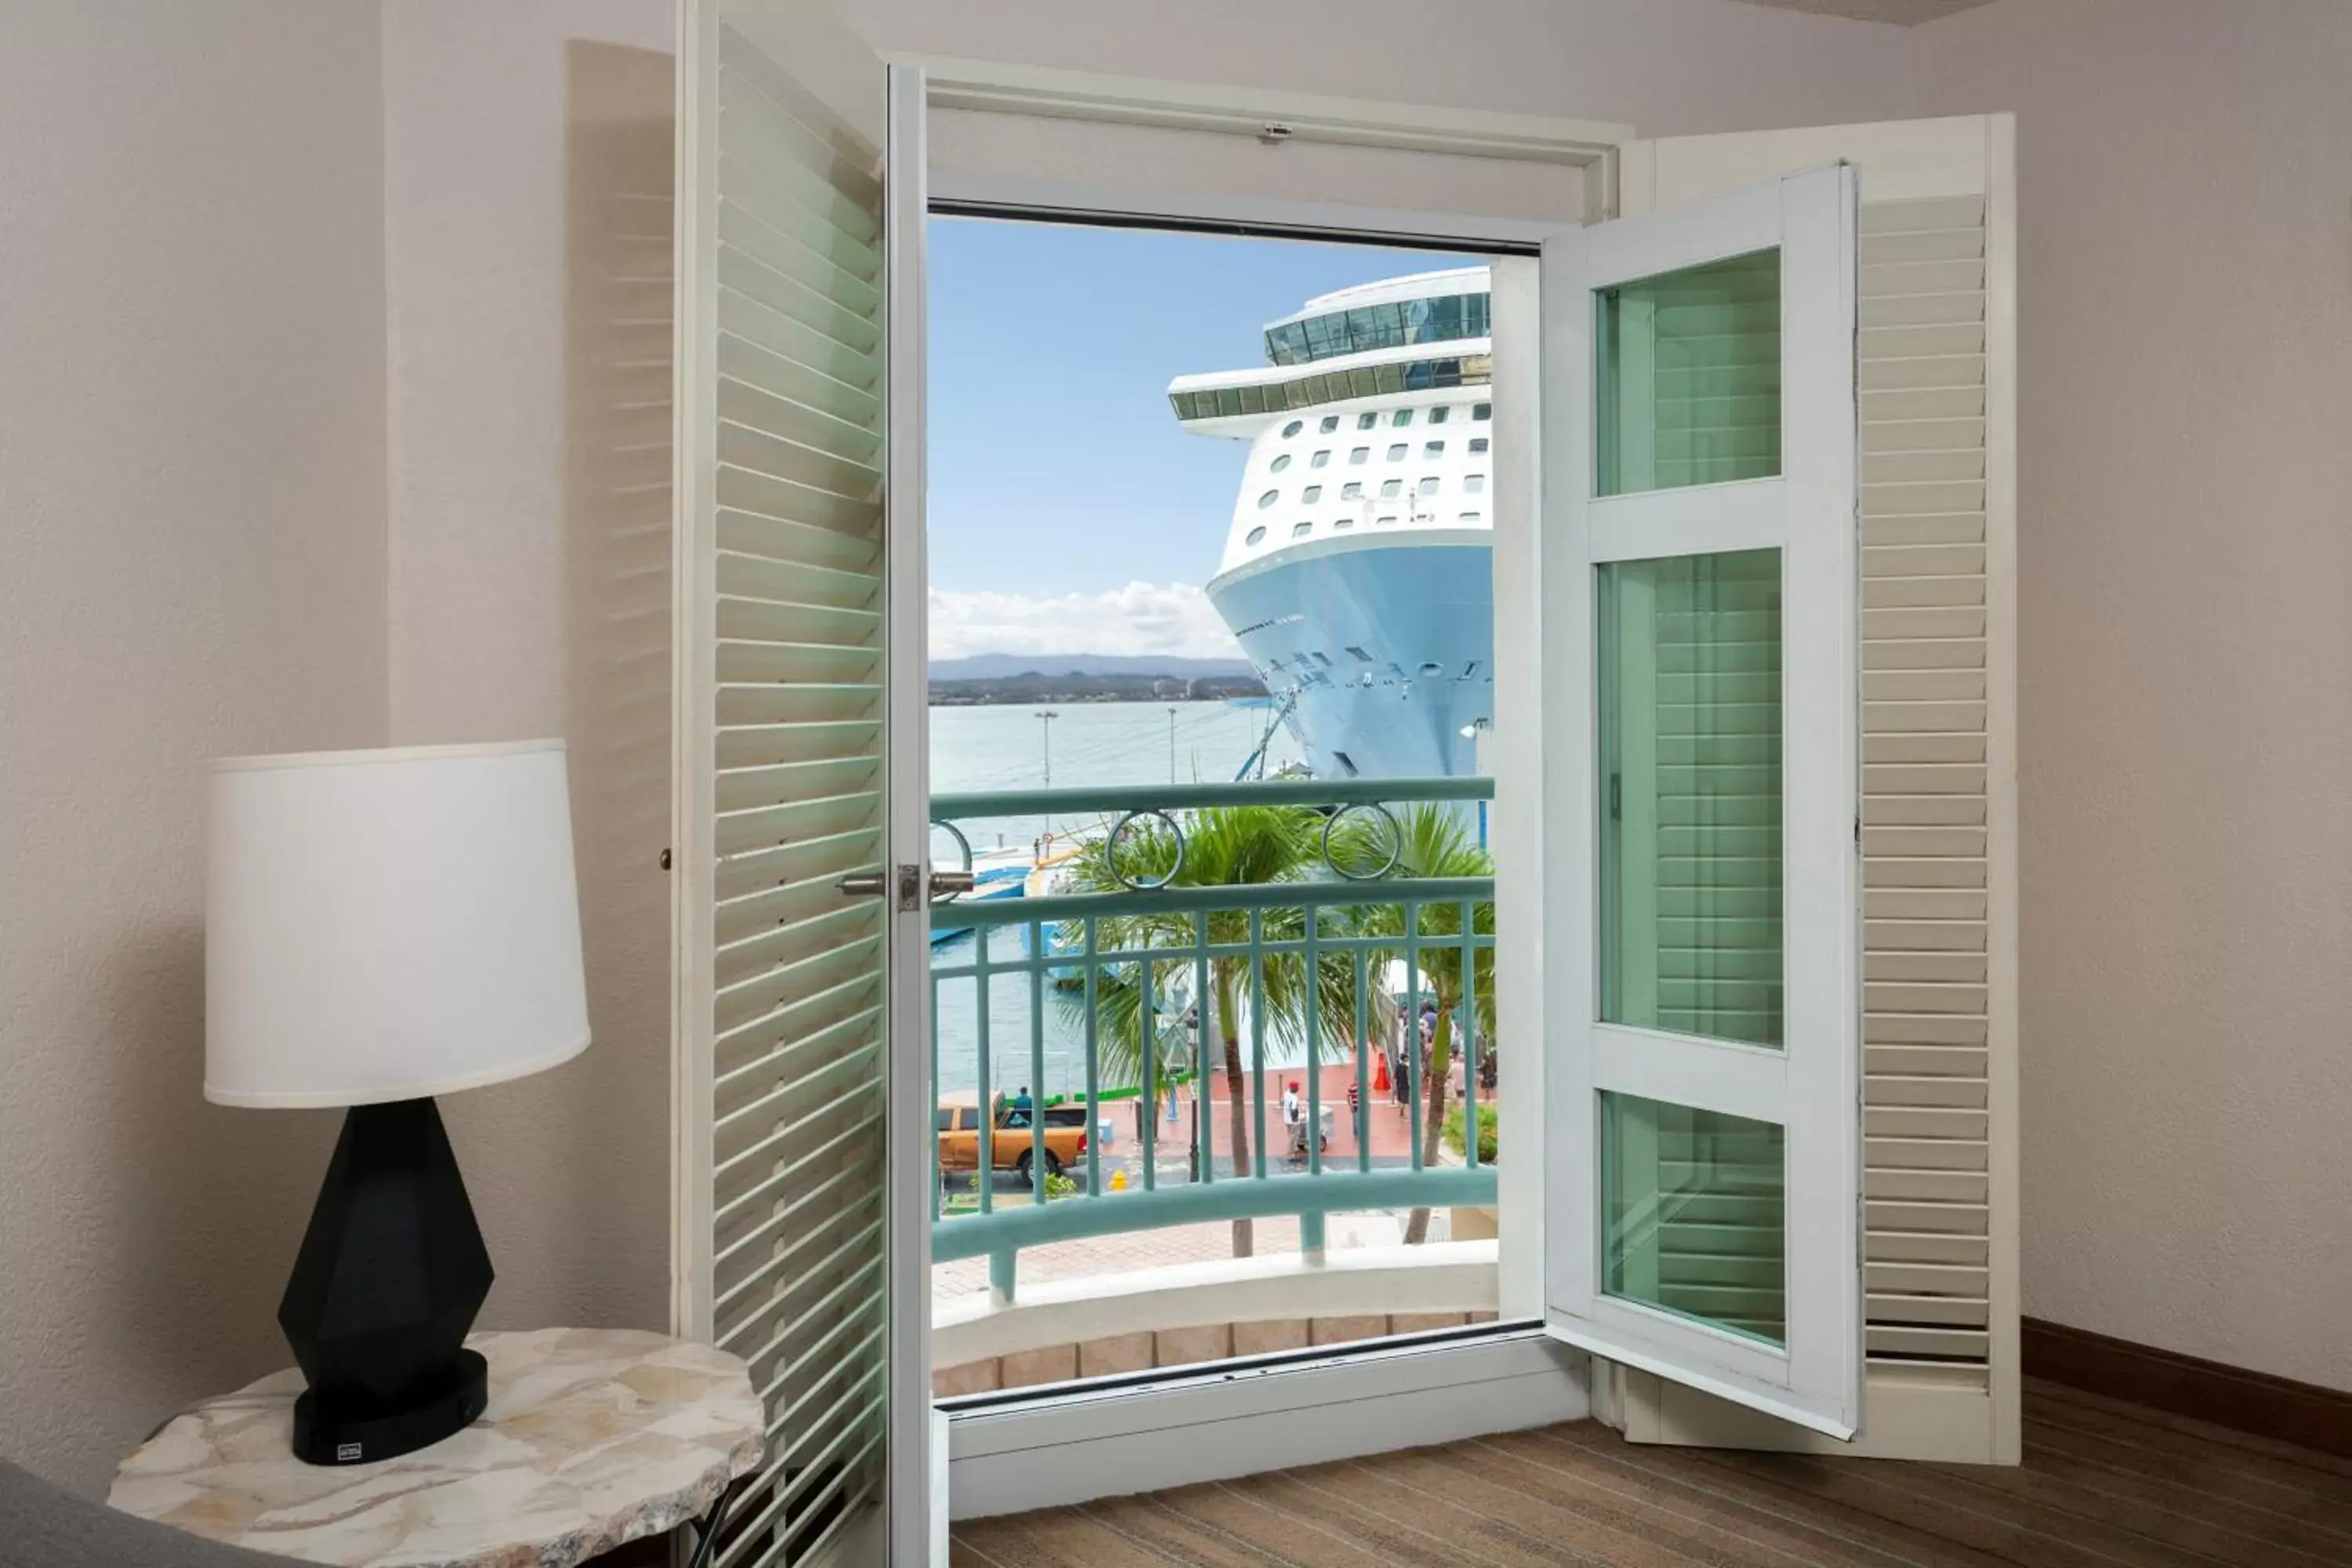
[[927, 776, 1497, 1303]]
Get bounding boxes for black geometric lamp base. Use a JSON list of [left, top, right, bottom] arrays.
[[279, 1097, 495, 1466], [291, 1348, 488, 1466]]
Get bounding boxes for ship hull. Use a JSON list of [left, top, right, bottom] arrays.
[[1207, 536, 1493, 782]]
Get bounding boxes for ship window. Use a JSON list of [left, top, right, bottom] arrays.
[[1375, 514, 1398, 525], [1379, 478, 1403, 498], [1244, 526, 1266, 545], [1357, 412, 1378, 430], [1458, 510, 1483, 523], [1291, 521, 1313, 538], [1269, 453, 1292, 473], [1348, 447, 1369, 464], [1472, 402, 1492, 421], [1311, 450, 1331, 468], [1468, 437, 1490, 455], [1392, 408, 1414, 427], [1419, 662, 1444, 677], [1334, 517, 1354, 530], [1465, 473, 1486, 493], [1424, 440, 1444, 458], [1386, 444, 1406, 461], [1346, 646, 1372, 662], [1428, 405, 1450, 425], [1302, 485, 1323, 503], [1417, 476, 1441, 495], [1319, 415, 1340, 433], [1257, 489, 1279, 509], [1313, 651, 1334, 667], [1282, 419, 1303, 437], [1340, 481, 1363, 499]]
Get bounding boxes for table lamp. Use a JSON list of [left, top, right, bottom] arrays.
[[205, 739, 590, 1465]]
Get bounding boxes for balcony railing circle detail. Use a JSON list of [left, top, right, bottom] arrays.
[[932, 817, 976, 893], [1105, 808, 1185, 891], [1321, 800, 1403, 880]]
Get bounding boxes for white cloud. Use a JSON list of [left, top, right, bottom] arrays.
[[928, 581, 1240, 661]]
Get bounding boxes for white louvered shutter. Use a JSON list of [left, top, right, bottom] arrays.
[[675, 3, 923, 1561]]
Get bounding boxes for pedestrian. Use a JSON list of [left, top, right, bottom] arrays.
[[1347, 1077, 1363, 1146]]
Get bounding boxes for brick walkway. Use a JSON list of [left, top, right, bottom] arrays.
[[935, 1060, 1474, 1304], [1119, 1059, 1454, 1167]]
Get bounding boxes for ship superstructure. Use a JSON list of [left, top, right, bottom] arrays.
[[1170, 268, 1495, 781]]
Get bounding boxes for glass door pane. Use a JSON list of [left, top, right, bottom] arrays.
[[1601, 1092, 1787, 1346], [1596, 550, 1784, 1048], [1595, 249, 1782, 497]]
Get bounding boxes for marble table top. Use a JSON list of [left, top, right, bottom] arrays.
[[108, 1328, 765, 1568]]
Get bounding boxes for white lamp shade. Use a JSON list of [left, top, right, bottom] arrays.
[[206, 739, 590, 1108]]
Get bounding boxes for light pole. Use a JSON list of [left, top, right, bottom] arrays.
[[1166, 705, 1179, 783], [1036, 709, 1059, 846]]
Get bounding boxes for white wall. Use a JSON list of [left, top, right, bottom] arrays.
[[0, 0, 390, 1492], [380, 0, 677, 1341], [1913, 0, 2352, 1392]]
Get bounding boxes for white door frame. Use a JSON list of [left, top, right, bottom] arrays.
[[883, 62, 935, 1568], [902, 60, 1622, 1514]]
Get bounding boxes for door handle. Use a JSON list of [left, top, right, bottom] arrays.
[[837, 866, 975, 906]]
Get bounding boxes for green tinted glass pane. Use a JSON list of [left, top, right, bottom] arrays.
[[1597, 550, 1782, 1048], [1602, 1092, 1786, 1346], [1596, 249, 1780, 497]]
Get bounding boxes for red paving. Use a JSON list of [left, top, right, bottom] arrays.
[[1105, 1058, 1460, 1167]]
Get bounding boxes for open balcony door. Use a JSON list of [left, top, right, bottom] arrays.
[[673, 0, 935, 1562], [1539, 116, 2016, 1461], [1540, 162, 1864, 1439]]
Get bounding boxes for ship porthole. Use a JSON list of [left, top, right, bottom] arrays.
[[1245, 526, 1266, 546]]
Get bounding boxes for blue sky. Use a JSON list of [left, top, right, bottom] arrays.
[[926, 217, 1479, 659]]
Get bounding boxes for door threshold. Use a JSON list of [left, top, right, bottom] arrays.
[[945, 1322, 1585, 1520]]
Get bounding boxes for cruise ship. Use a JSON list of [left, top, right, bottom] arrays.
[[1169, 268, 1494, 782]]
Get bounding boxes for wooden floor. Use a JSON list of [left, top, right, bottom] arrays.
[[950, 1378, 2352, 1566]]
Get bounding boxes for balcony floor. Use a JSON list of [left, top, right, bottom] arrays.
[[949, 1379, 2352, 1566]]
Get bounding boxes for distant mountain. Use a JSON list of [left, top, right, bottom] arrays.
[[928, 652, 1256, 680]]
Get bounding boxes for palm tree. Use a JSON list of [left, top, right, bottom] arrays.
[[1057, 804, 1361, 1257], [1340, 804, 1495, 1244]]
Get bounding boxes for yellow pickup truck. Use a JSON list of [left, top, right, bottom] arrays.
[[935, 1091, 1089, 1186]]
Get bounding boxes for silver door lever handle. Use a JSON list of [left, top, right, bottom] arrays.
[[837, 867, 976, 901]]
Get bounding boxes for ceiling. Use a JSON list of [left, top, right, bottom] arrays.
[[1725, 0, 1998, 23]]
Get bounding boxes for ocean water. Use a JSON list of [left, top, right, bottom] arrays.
[[929, 699, 1305, 1102]]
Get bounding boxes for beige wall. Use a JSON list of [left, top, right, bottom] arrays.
[[1914, 0, 2352, 1392], [380, 0, 677, 1343], [835, 0, 1916, 136], [0, 0, 390, 1491]]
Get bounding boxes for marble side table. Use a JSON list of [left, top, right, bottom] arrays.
[[109, 1328, 765, 1568]]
